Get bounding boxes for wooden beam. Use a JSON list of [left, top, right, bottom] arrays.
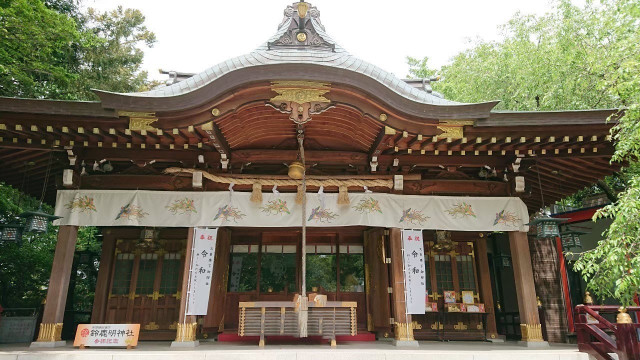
[[201, 123, 231, 157], [403, 179, 509, 196]]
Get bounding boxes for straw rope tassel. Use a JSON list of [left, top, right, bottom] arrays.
[[337, 185, 350, 205], [296, 185, 304, 204], [250, 183, 263, 203]]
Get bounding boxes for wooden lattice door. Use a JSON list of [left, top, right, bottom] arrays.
[[414, 234, 484, 340], [105, 238, 185, 339]]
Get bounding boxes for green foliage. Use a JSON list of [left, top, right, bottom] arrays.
[[406, 56, 436, 79], [0, 0, 80, 99], [306, 254, 337, 292], [0, 183, 56, 308], [0, 183, 101, 310], [0, 0, 156, 100], [71, 6, 157, 100], [407, 0, 640, 304]]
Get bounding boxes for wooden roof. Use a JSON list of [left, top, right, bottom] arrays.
[[0, 93, 620, 210], [0, 2, 622, 211]]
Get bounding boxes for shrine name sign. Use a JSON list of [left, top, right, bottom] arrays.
[[74, 324, 140, 348]]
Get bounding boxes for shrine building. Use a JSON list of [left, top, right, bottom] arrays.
[[0, 1, 620, 348]]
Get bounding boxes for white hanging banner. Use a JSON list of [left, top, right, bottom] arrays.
[[186, 228, 217, 315], [53, 190, 530, 232], [402, 230, 426, 314]]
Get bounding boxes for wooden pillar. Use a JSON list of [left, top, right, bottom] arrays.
[[388, 228, 417, 346], [171, 227, 198, 347], [203, 227, 231, 331], [31, 225, 78, 347], [529, 235, 568, 342], [90, 229, 117, 324], [475, 236, 498, 339], [508, 231, 545, 344]]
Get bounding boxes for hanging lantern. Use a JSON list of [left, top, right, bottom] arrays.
[[18, 153, 61, 233], [19, 208, 61, 233], [0, 223, 24, 243], [560, 226, 586, 251], [493, 251, 511, 268], [288, 161, 305, 180], [138, 227, 159, 249], [527, 211, 567, 238]]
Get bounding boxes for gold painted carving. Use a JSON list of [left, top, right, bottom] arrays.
[[211, 108, 220, 116], [172, 291, 181, 300], [436, 120, 474, 139], [520, 323, 544, 341], [437, 125, 463, 139], [430, 321, 443, 330], [454, 322, 468, 330], [175, 322, 198, 342], [169, 321, 178, 330], [128, 291, 139, 300], [379, 113, 388, 121], [296, 32, 307, 42], [270, 81, 331, 103], [129, 118, 157, 131], [120, 111, 158, 131], [394, 322, 415, 341], [144, 322, 160, 331], [268, 81, 333, 124], [36, 323, 63, 342]]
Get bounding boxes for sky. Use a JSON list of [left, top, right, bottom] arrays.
[[82, 0, 560, 82]]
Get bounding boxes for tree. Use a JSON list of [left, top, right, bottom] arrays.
[[0, 0, 80, 99], [407, 0, 640, 304], [71, 6, 157, 100], [0, 183, 57, 308], [573, 0, 640, 305], [0, 0, 157, 100]]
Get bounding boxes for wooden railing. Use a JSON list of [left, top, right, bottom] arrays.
[[238, 300, 357, 347], [575, 305, 640, 360]]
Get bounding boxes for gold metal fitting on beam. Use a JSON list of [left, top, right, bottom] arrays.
[[36, 323, 63, 342]]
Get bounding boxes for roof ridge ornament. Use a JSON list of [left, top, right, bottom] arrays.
[[268, 2, 335, 51]]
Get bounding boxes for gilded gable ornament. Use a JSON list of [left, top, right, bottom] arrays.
[[267, 81, 334, 124]]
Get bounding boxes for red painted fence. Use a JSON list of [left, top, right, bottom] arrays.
[[575, 305, 640, 360]]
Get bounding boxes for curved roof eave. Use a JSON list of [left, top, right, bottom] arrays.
[[94, 61, 499, 120], [93, 2, 500, 119]]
